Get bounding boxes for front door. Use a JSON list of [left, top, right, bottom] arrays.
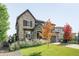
[[25, 31, 31, 40], [37, 31, 41, 39]]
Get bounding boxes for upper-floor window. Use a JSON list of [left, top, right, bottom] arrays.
[[23, 20, 32, 27], [23, 20, 27, 26]]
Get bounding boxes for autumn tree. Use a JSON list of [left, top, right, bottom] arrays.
[[40, 19, 55, 46], [63, 23, 72, 43], [0, 3, 9, 42]]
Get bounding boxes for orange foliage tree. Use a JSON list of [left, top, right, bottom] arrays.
[[63, 23, 72, 43], [40, 19, 55, 46]]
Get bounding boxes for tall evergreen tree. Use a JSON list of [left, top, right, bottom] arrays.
[[0, 3, 9, 42]]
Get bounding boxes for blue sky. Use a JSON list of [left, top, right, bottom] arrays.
[[5, 3, 79, 36]]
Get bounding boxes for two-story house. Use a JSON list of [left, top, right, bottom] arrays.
[[16, 9, 55, 41]]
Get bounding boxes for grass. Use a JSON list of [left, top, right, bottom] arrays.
[[20, 43, 79, 56]]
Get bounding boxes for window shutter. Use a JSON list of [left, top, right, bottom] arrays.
[[30, 21, 32, 27]]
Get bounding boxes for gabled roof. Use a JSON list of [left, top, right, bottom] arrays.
[[16, 9, 36, 26], [35, 20, 45, 26], [35, 20, 56, 26], [36, 20, 45, 23]]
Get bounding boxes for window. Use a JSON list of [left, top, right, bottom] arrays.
[[23, 20, 27, 26], [23, 20, 32, 27], [26, 34, 30, 37], [26, 31, 31, 40], [26, 21, 30, 26]]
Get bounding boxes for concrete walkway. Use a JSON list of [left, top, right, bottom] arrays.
[[65, 44, 79, 49], [53, 42, 61, 45], [0, 50, 21, 56]]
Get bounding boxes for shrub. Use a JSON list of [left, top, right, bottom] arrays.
[[19, 41, 26, 48], [9, 39, 47, 51], [19, 39, 47, 48], [9, 42, 20, 51], [9, 43, 15, 51], [32, 40, 41, 46], [68, 40, 77, 44], [39, 39, 47, 44], [31, 39, 47, 46]]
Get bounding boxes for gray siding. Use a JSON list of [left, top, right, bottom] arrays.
[[16, 10, 35, 40]]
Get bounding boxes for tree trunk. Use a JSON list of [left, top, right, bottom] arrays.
[[47, 39, 50, 48], [0, 41, 3, 48]]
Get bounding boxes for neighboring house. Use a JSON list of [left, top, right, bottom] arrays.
[[72, 33, 77, 40], [16, 9, 55, 41], [52, 27, 64, 42]]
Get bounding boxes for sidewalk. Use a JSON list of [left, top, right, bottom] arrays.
[[52, 42, 61, 45], [65, 44, 79, 49], [0, 51, 21, 56], [52, 42, 79, 49]]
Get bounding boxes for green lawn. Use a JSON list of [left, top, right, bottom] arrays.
[[20, 44, 79, 56]]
